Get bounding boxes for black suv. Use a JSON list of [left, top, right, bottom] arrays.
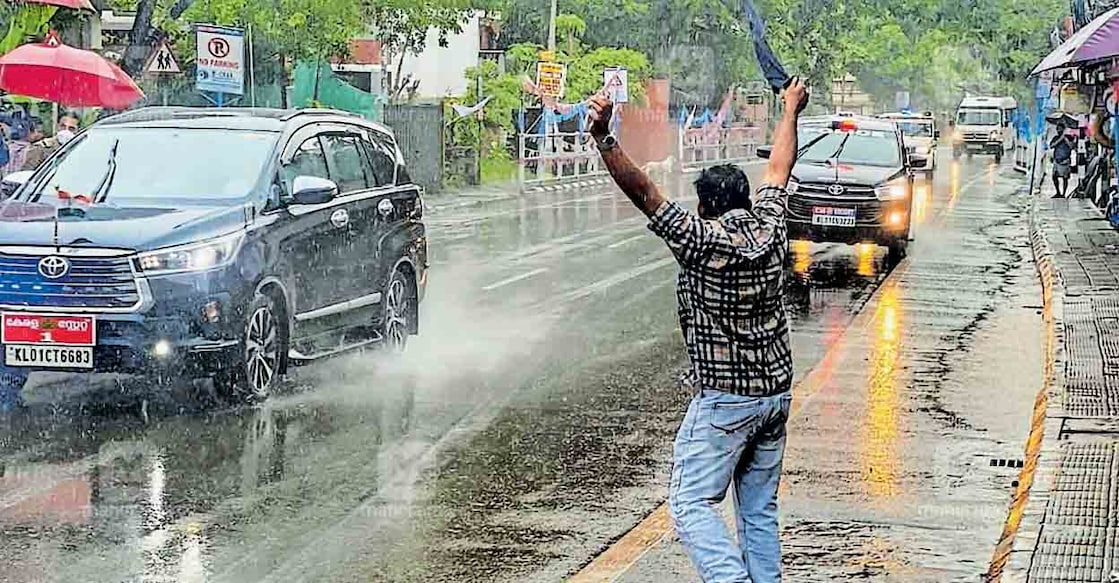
[[0, 108, 427, 402], [764, 116, 925, 263]]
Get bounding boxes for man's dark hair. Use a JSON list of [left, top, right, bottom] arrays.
[[695, 164, 751, 218]]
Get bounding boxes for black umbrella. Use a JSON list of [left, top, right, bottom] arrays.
[[1046, 111, 1078, 128]]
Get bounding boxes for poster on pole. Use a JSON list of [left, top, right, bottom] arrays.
[[536, 61, 567, 98], [603, 67, 629, 103], [196, 24, 244, 96]]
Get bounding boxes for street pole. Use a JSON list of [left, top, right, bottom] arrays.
[[476, 74, 484, 186], [247, 23, 256, 107], [548, 0, 558, 52]]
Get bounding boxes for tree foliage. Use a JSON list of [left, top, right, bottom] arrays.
[[483, 0, 1067, 111]]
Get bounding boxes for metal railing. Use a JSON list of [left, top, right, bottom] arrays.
[[515, 125, 764, 191], [679, 126, 761, 173], [1013, 139, 1031, 173], [517, 131, 608, 190]]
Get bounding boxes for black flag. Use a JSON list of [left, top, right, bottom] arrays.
[[742, 0, 791, 94]]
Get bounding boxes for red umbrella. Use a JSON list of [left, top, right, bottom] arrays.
[[0, 37, 144, 109], [19, 0, 96, 12]]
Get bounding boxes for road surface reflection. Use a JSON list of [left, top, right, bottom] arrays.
[[859, 284, 904, 501]]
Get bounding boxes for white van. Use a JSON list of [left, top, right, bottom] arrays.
[[952, 96, 1017, 162]]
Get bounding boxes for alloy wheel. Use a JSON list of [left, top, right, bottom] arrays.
[[383, 275, 410, 353], [245, 304, 279, 397]]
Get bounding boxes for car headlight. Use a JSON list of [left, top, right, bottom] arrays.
[[989, 130, 1001, 141], [914, 145, 930, 156], [874, 179, 909, 200], [786, 179, 799, 194], [136, 232, 245, 276]]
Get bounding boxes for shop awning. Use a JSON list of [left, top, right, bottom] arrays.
[[1031, 7, 1119, 77]]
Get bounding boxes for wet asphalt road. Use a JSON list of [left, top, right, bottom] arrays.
[[0, 153, 1039, 582]]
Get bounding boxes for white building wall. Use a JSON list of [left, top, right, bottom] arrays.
[[393, 12, 480, 99]]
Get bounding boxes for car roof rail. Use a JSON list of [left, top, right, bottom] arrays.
[[282, 108, 363, 121], [96, 106, 292, 127]]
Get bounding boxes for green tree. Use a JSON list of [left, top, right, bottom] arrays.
[[481, 0, 755, 107]]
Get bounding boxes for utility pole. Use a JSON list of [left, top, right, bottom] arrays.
[[548, 0, 558, 52]]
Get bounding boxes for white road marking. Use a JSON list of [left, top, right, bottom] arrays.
[[481, 268, 549, 291], [554, 256, 677, 305], [607, 234, 647, 249]]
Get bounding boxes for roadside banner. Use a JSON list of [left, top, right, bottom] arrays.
[[450, 96, 492, 122], [536, 61, 566, 99], [196, 24, 244, 97], [603, 67, 629, 103]]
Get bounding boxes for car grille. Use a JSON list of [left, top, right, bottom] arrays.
[[964, 132, 989, 141], [0, 253, 141, 310], [797, 182, 876, 197], [788, 192, 883, 224]]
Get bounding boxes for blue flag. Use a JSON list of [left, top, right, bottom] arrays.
[[742, 0, 790, 94]]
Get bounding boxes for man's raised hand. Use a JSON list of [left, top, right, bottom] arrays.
[[588, 94, 614, 140], [783, 77, 809, 116]]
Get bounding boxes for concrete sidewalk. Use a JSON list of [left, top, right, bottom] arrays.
[[994, 192, 1119, 582]]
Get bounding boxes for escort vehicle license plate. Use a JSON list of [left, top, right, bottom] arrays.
[[811, 206, 857, 227]]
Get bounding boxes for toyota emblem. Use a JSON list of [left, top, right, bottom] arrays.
[[827, 184, 846, 196], [38, 256, 70, 279]]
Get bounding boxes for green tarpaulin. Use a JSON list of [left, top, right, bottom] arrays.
[[291, 61, 384, 121]]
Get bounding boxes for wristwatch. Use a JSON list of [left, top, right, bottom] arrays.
[[596, 134, 618, 152]]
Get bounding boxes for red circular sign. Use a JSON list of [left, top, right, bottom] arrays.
[[208, 37, 230, 58]]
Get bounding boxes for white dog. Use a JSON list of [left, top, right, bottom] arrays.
[[644, 156, 677, 185]]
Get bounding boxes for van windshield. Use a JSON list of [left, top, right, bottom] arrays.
[[24, 128, 278, 206], [957, 109, 1001, 126]]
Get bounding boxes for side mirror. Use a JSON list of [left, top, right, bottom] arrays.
[[756, 145, 772, 159], [1, 170, 33, 199], [291, 176, 338, 205], [909, 154, 928, 169], [934, 130, 941, 140]]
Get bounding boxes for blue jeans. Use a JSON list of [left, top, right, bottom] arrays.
[[669, 389, 792, 583]]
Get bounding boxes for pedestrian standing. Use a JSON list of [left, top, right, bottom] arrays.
[[1, 123, 36, 177], [1051, 130, 1074, 198], [589, 78, 809, 583]]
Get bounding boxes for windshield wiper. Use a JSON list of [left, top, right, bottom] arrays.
[[92, 139, 120, 204], [821, 133, 852, 165], [796, 132, 832, 159]]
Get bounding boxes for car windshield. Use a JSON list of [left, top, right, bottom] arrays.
[[957, 109, 1001, 126], [797, 126, 901, 167], [24, 128, 277, 205], [897, 121, 933, 137]]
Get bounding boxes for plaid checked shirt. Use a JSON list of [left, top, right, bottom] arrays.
[[647, 184, 792, 397]]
